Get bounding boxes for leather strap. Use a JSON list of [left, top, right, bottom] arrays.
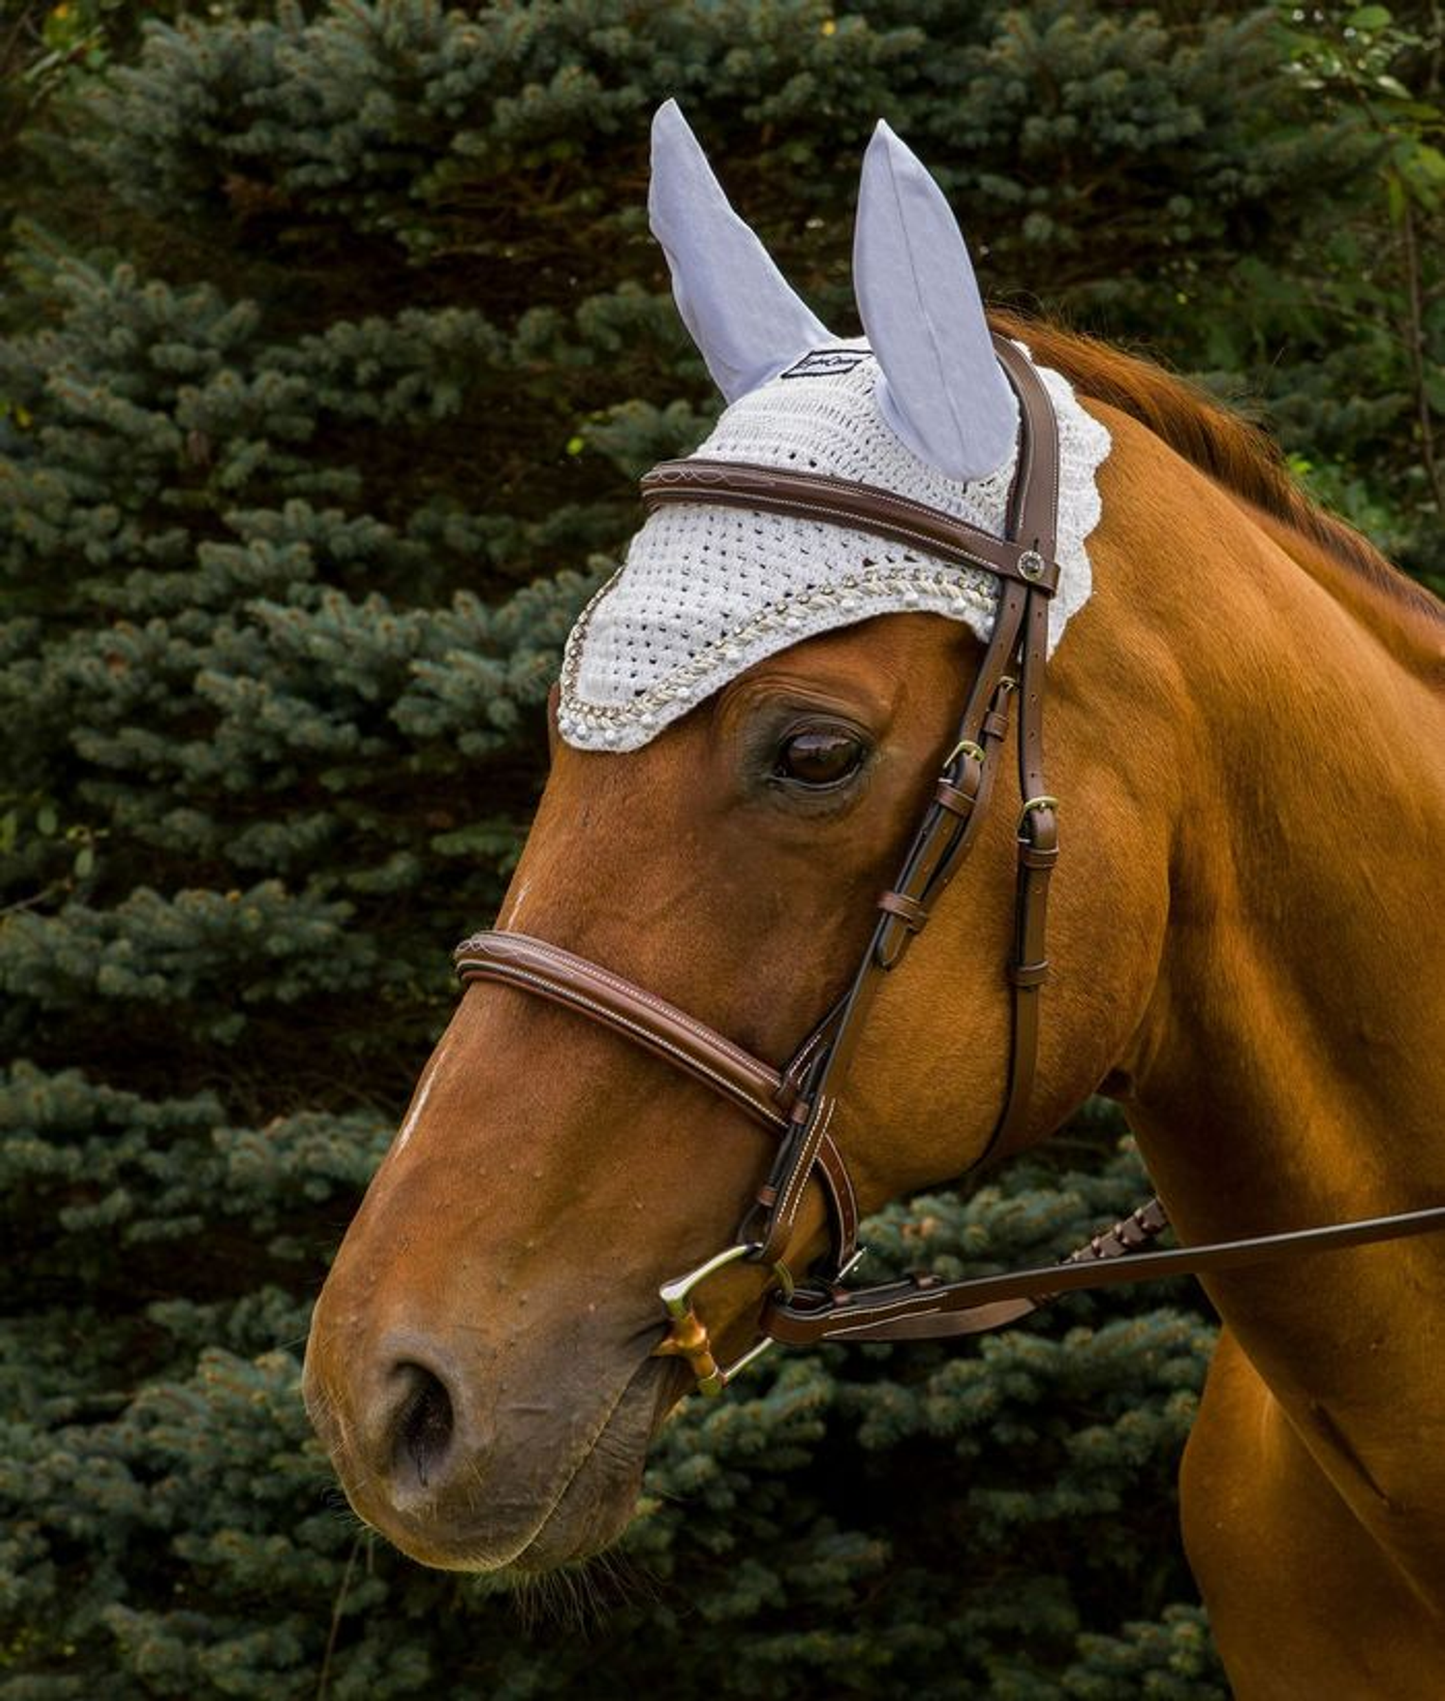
[[873, 586, 1026, 971], [764, 1198, 1445, 1344], [641, 460, 1060, 594], [737, 596, 1025, 1268], [743, 337, 1063, 1266], [983, 344, 1060, 1162], [454, 931, 860, 1260]]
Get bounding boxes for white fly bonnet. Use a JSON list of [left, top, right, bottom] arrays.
[[557, 103, 1110, 754]]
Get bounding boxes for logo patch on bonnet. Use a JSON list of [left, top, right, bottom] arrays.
[[780, 347, 874, 380]]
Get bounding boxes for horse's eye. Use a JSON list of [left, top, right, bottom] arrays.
[[774, 727, 866, 788]]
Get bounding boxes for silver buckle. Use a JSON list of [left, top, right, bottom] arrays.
[[655, 1243, 794, 1397]]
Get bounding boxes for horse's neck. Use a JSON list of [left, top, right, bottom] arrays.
[[1121, 482, 1445, 1439]]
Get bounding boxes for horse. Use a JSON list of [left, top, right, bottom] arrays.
[[303, 105, 1445, 1695]]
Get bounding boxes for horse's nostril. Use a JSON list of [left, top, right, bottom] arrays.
[[392, 1362, 456, 1490]]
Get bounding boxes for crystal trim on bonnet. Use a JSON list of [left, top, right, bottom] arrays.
[[556, 342, 1109, 753], [555, 557, 998, 749]]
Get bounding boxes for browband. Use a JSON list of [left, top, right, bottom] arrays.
[[640, 460, 1059, 594]]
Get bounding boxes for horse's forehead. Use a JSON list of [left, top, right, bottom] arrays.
[[711, 615, 958, 724], [556, 346, 1109, 755]]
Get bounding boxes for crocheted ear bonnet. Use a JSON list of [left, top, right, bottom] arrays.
[[556, 105, 1110, 754]]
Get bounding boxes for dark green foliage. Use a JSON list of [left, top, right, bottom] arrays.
[[5, 1130, 1221, 1699], [2, 1, 1435, 1695]]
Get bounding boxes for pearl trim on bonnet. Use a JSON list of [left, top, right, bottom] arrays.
[[558, 340, 1110, 752]]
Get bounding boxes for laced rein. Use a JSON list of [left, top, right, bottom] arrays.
[[454, 336, 1445, 1396]]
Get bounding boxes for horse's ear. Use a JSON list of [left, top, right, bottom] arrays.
[[853, 121, 1017, 483], [649, 100, 833, 402]]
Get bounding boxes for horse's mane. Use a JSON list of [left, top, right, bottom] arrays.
[[990, 310, 1443, 628]]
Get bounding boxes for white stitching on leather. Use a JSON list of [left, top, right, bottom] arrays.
[[480, 935, 776, 1081], [825, 1301, 946, 1337], [786, 1022, 830, 1080], [458, 958, 789, 1129], [459, 936, 858, 1244], [777, 1093, 835, 1231], [650, 485, 1042, 584]]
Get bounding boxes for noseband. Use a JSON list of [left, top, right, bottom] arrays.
[[455, 336, 1445, 1395]]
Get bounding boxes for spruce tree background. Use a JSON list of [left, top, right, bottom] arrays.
[[2, 2, 1440, 1695]]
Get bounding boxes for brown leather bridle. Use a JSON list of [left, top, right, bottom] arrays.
[[455, 336, 1445, 1395]]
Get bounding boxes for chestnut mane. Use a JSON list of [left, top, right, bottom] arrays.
[[990, 310, 1443, 628]]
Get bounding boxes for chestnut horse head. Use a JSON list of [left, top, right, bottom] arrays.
[[305, 106, 1445, 1684]]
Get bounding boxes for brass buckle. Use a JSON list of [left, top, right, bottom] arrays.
[[655, 1244, 795, 1398], [943, 737, 987, 771]]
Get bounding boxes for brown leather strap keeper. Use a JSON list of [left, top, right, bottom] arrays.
[[1008, 960, 1050, 988], [933, 777, 977, 817], [456, 930, 794, 1130], [877, 891, 929, 931], [1019, 843, 1059, 870]]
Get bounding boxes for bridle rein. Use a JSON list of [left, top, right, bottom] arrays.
[[454, 337, 1445, 1396]]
